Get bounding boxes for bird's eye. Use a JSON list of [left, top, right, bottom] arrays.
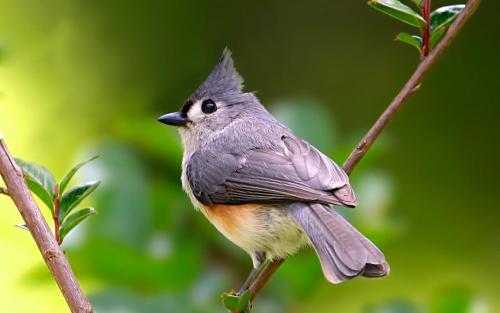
[[201, 99, 217, 114]]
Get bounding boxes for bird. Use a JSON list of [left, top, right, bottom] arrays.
[[158, 49, 389, 289]]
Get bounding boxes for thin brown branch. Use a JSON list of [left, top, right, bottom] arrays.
[[0, 138, 93, 313], [422, 0, 432, 58], [248, 259, 284, 301], [246, 0, 481, 308], [53, 184, 62, 245]]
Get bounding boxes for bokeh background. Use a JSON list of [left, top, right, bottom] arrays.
[[1, 0, 499, 312]]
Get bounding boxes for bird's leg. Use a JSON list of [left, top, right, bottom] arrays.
[[237, 251, 268, 295]]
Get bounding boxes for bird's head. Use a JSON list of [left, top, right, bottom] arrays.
[[158, 49, 262, 150]]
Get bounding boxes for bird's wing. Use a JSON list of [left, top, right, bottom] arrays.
[[186, 135, 356, 207]]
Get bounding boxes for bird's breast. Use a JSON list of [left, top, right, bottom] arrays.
[[180, 155, 309, 259]]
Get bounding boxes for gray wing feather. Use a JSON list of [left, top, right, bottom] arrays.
[[282, 136, 348, 187], [187, 135, 356, 206]]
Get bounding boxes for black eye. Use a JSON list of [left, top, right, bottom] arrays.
[[201, 99, 217, 114]]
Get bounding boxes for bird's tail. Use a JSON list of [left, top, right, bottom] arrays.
[[289, 203, 389, 283]]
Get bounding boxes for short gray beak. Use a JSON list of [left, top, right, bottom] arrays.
[[158, 112, 189, 126]]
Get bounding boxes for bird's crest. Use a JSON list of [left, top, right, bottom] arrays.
[[191, 48, 244, 100]]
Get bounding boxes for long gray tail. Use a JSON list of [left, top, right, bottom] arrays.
[[289, 203, 389, 284]]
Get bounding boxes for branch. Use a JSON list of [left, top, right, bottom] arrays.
[[0, 137, 93, 313], [246, 0, 481, 307]]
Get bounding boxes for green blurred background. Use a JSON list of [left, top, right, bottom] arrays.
[[0, 0, 499, 312]]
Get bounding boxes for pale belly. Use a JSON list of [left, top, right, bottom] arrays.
[[200, 203, 310, 261]]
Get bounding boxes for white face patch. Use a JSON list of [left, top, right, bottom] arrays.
[[186, 99, 222, 123], [186, 100, 204, 122]]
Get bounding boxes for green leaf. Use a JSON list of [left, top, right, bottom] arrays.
[[430, 27, 446, 48], [395, 32, 422, 52], [237, 291, 250, 311], [221, 293, 239, 311], [59, 208, 96, 241], [409, 0, 423, 8], [15, 158, 57, 198], [221, 291, 250, 312], [26, 179, 55, 212], [59, 155, 99, 195], [368, 0, 426, 28], [58, 181, 100, 221], [430, 5, 465, 32]]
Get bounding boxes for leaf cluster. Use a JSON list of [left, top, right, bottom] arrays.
[[368, 0, 465, 55], [16, 156, 100, 243]]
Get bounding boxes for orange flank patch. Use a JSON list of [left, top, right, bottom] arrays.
[[200, 203, 261, 242]]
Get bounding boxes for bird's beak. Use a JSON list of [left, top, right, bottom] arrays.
[[158, 112, 189, 126]]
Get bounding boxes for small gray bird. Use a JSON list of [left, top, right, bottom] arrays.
[[158, 49, 389, 288]]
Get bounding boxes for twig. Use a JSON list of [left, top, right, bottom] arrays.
[[0, 186, 8, 196], [248, 259, 284, 302], [0, 138, 93, 313], [53, 184, 62, 245], [422, 0, 432, 58], [246, 0, 481, 308]]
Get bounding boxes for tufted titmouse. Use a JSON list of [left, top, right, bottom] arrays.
[[158, 49, 389, 287]]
